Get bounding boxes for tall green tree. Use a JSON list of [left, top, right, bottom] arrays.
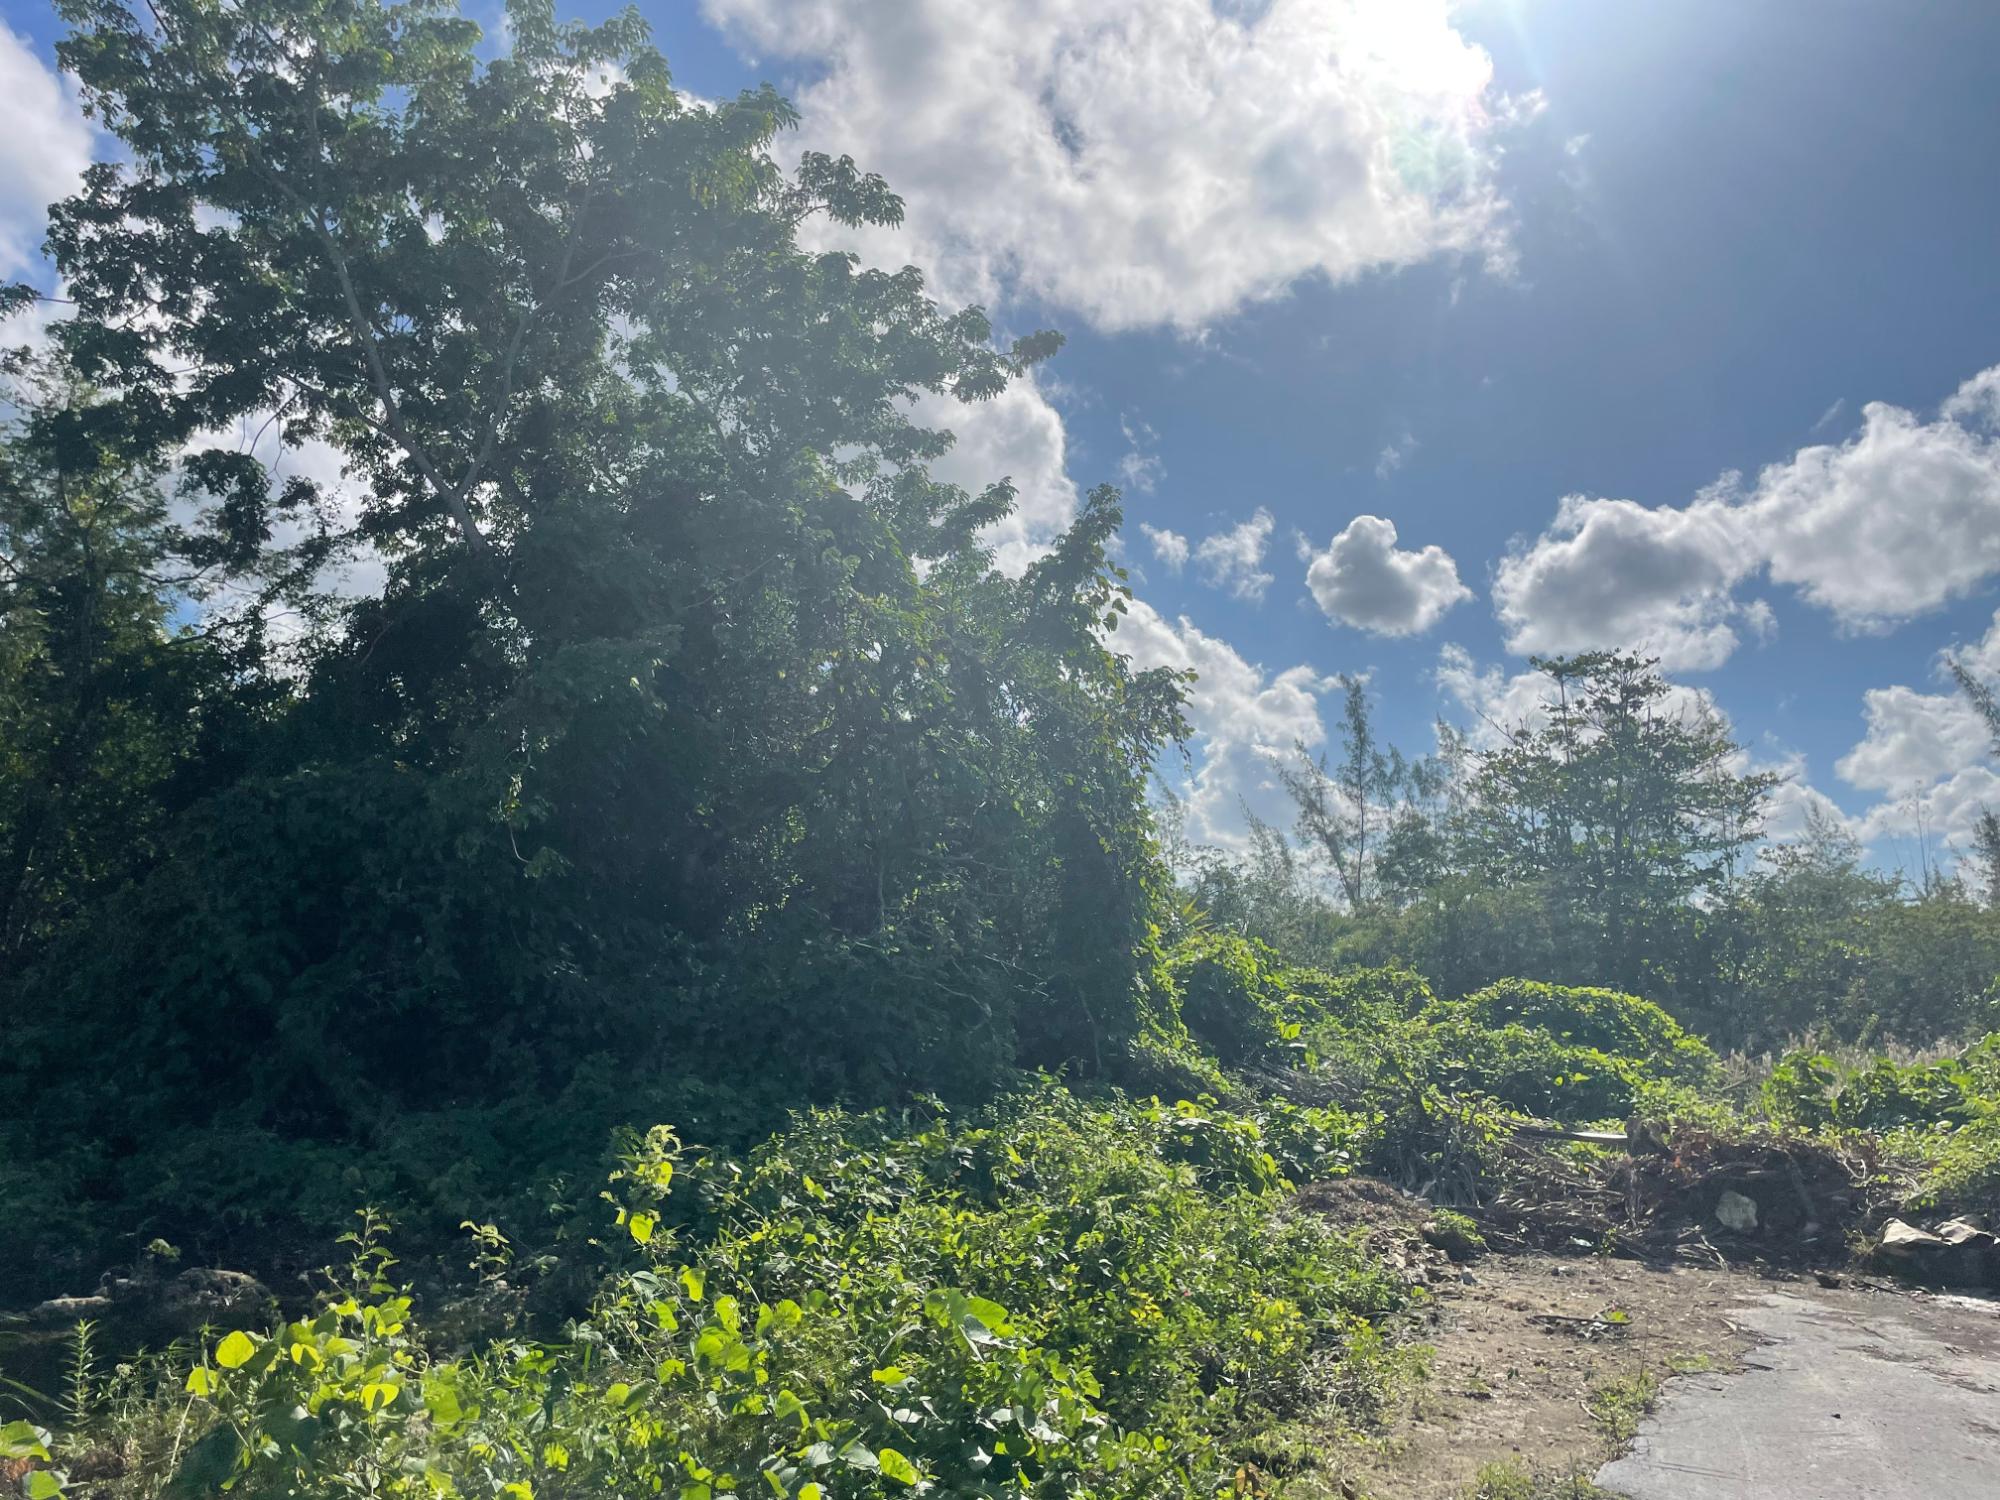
[[3, 0, 1190, 1289], [1459, 651, 1777, 991], [0, 369, 276, 964], [1279, 674, 1429, 911]]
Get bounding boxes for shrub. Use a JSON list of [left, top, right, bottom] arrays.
[[56, 1088, 1411, 1500], [1162, 934, 1290, 1065], [1918, 1115, 2000, 1222], [1424, 1018, 1647, 1121], [1452, 980, 1718, 1084], [1761, 1043, 1995, 1132]]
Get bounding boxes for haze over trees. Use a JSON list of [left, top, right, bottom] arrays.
[[0, 4, 1996, 1498]]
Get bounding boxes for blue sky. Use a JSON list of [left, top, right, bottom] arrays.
[[4, 0, 1999, 875]]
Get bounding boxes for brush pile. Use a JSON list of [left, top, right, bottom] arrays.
[[1477, 1121, 1898, 1268]]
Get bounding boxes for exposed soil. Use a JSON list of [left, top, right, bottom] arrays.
[[1315, 1251, 1761, 1499], [1288, 1157, 1994, 1499]]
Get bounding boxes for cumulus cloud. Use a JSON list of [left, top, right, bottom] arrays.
[[1752, 387, 2000, 626], [1835, 683, 1992, 793], [1759, 753, 1859, 845], [1141, 523, 1190, 572], [1492, 493, 1758, 670], [703, 0, 1522, 333], [1435, 642, 1554, 746], [911, 377, 1080, 575], [1304, 514, 1470, 635], [1114, 597, 1332, 846], [1495, 365, 2000, 667], [1837, 609, 2000, 865], [1194, 508, 1276, 600], [0, 27, 91, 281]]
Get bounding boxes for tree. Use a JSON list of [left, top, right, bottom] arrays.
[[1950, 652, 2000, 903], [0, 367, 277, 963], [3, 0, 1191, 1290], [1280, 674, 1417, 910], [1460, 651, 1777, 991]]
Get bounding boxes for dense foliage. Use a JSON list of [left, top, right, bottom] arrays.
[[1183, 658, 2000, 1052], [3, 2, 1999, 1497], [3, 0, 1190, 1295]]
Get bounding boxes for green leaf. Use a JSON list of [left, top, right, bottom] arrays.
[[213, 1331, 257, 1370], [165, 1426, 244, 1498], [26, 1470, 62, 1500], [877, 1448, 922, 1486], [423, 1376, 467, 1427], [628, 1211, 656, 1245], [184, 1367, 216, 1397], [680, 1266, 705, 1303], [0, 1421, 52, 1461]]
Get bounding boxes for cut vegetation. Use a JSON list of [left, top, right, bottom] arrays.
[[1, 3, 1998, 1499]]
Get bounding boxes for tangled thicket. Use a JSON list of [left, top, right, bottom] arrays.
[[3, 2, 1999, 1498]]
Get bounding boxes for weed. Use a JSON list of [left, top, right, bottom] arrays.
[[1587, 1369, 1661, 1443]]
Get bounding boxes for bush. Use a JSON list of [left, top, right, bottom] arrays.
[[1162, 933, 1291, 1065], [1918, 1115, 2000, 1222], [45, 1088, 1412, 1500], [1761, 1043, 1996, 1132], [1452, 980, 1718, 1084], [1423, 1018, 1647, 1121]]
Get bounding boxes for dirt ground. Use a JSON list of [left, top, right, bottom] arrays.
[[1313, 1242, 1764, 1499]]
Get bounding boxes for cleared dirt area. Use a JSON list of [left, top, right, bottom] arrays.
[[1317, 1252, 1758, 1499]]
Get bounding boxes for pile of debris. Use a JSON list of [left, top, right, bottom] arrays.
[[1869, 1213, 1999, 1288], [1476, 1119, 1896, 1269]]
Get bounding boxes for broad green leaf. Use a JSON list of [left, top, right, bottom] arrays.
[[877, 1448, 921, 1485], [214, 1331, 257, 1369], [0, 1422, 51, 1461]]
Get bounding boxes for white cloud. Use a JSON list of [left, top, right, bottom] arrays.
[[1434, 643, 1556, 746], [1758, 752, 1857, 845], [1304, 513, 1470, 635], [0, 27, 92, 281], [1941, 366, 2000, 432], [1750, 384, 2000, 627], [911, 377, 1079, 575], [1194, 507, 1276, 600], [1114, 597, 1332, 846], [1117, 414, 1163, 494], [1141, 523, 1190, 572], [1374, 431, 1418, 479], [1853, 766, 2000, 869], [1492, 493, 1758, 670], [1836, 609, 2000, 866], [704, 0, 1523, 333], [1494, 364, 2000, 667], [1835, 683, 1991, 793]]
